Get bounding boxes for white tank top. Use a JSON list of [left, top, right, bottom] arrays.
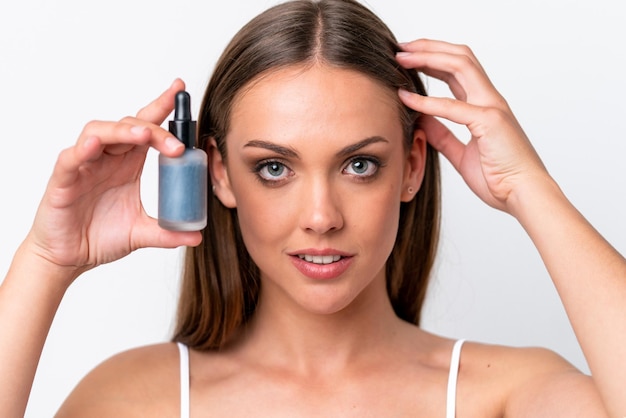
[[177, 339, 465, 418]]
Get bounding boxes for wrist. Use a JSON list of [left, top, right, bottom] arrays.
[[10, 236, 83, 294], [506, 172, 563, 220]]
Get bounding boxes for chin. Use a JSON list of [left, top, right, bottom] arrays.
[[292, 284, 372, 317]]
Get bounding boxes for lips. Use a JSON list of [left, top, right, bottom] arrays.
[[289, 249, 354, 280]]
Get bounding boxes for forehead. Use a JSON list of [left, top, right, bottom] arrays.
[[227, 64, 403, 145]]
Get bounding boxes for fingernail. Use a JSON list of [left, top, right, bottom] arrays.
[[396, 51, 411, 58], [165, 136, 183, 151], [131, 125, 147, 136], [398, 88, 412, 98], [170, 78, 183, 89], [84, 135, 99, 149]]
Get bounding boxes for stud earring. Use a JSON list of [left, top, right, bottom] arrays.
[[407, 186, 414, 194]]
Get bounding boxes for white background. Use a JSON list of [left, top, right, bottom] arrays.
[[0, 0, 624, 416]]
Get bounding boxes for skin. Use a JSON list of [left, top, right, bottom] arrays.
[[1, 39, 622, 417], [213, 64, 421, 320]]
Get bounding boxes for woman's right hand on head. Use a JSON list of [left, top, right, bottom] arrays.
[[25, 79, 202, 283]]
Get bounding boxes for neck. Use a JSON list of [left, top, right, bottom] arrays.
[[238, 272, 409, 376]]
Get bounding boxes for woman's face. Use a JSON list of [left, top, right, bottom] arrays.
[[212, 64, 425, 315]]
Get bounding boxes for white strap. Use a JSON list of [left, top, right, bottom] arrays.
[[446, 339, 465, 418], [177, 342, 190, 418]]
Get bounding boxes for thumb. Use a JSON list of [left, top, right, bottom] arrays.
[[420, 115, 465, 173]]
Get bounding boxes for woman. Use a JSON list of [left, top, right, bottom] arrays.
[[1, 0, 624, 416]]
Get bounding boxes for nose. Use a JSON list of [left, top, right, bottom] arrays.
[[298, 178, 344, 234]]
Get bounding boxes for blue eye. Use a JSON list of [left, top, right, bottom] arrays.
[[256, 160, 292, 182], [344, 157, 379, 177]]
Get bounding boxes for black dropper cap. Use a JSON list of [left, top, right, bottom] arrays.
[[169, 91, 197, 148]]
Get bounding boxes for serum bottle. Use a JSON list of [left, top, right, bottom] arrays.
[[158, 90, 207, 231]]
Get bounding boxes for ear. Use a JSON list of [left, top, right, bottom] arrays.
[[208, 137, 237, 208], [400, 129, 427, 202]]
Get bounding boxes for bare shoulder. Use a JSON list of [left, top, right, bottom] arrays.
[[458, 341, 608, 417], [55, 342, 180, 417]]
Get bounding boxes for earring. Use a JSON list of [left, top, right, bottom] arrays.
[[407, 186, 414, 194], [212, 185, 216, 194]]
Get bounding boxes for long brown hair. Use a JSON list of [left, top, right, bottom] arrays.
[[173, 0, 440, 350]]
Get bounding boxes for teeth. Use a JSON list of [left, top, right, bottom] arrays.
[[298, 254, 342, 264]]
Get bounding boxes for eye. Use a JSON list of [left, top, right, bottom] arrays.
[[343, 157, 380, 178], [255, 160, 293, 183]]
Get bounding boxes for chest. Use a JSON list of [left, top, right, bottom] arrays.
[[182, 366, 502, 418], [190, 375, 447, 417]]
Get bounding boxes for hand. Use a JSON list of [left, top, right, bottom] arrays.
[[26, 79, 202, 282], [396, 39, 549, 214]]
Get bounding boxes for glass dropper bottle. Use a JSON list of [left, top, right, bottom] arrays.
[[158, 90, 208, 231]]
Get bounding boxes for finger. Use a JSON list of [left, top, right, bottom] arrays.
[[132, 216, 203, 250], [136, 78, 186, 124], [399, 39, 483, 70], [397, 51, 468, 101], [396, 50, 496, 105], [396, 38, 503, 108], [118, 116, 184, 157], [78, 118, 183, 157], [418, 115, 466, 171], [50, 136, 104, 191], [76, 120, 152, 159], [78, 120, 153, 148], [399, 89, 478, 127], [50, 121, 166, 190]]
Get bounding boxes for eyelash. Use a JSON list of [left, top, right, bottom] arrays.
[[252, 155, 384, 185]]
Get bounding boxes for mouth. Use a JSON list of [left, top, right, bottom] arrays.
[[296, 254, 343, 265], [289, 250, 354, 280]]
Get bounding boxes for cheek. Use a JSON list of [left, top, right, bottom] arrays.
[[233, 186, 298, 257], [356, 185, 402, 253], [223, 155, 297, 255]]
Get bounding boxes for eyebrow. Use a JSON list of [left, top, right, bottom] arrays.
[[336, 136, 389, 158], [243, 140, 298, 158], [243, 136, 389, 158]]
